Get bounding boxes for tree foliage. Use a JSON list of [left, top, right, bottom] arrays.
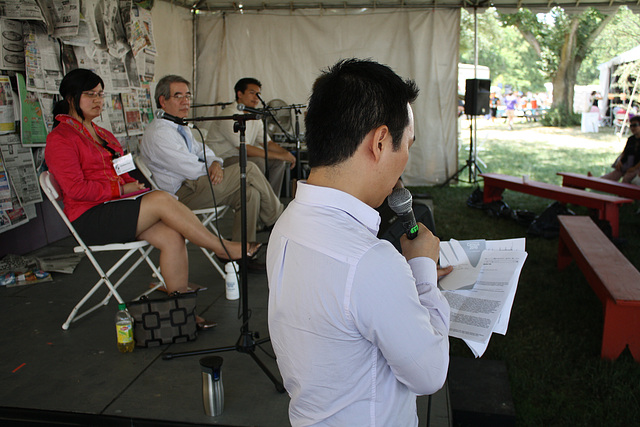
[[578, 7, 640, 85], [460, 6, 640, 126], [497, 7, 613, 125], [460, 8, 546, 93]]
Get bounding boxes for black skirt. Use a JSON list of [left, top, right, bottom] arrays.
[[72, 198, 142, 245]]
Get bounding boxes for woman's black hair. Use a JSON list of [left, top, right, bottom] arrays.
[[52, 68, 104, 128]]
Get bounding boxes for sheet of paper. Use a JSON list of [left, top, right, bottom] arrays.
[[439, 239, 486, 290], [440, 237, 527, 357]]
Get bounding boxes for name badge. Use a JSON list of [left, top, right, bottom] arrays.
[[112, 153, 135, 175]]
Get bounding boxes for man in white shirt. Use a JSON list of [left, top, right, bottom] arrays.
[[140, 75, 283, 251], [208, 78, 296, 197], [266, 59, 451, 426]]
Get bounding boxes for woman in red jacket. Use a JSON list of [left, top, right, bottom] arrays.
[[45, 69, 259, 329]]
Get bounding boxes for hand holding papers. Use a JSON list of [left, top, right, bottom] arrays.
[[439, 239, 487, 290], [439, 238, 527, 357]]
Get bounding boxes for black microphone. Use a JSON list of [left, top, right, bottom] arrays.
[[387, 187, 419, 240], [155, 109, 187, 126], [237, 103, 264, 117]]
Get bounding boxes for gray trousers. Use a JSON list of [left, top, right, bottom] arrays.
[[176, 162, 283, 241], [224, 155, 288, 198]]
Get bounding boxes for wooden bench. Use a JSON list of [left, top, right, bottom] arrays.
[[558, 172, 640, 200], [557, 215, 640, 362], [480, 173, 633, 238]]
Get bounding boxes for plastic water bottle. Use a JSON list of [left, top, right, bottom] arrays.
[[115, 303, 135, 352], [225, 262, 239, 300]]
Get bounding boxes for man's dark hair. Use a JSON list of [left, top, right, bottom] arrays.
[[155, 75, 190, 109], [305, 58, 419, 168], [53, 68, 104, 128], [630, 115, 640, 126], [234, 78, 262, 100]]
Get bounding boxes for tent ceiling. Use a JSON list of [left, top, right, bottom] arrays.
[[165, 0, 640, 13]]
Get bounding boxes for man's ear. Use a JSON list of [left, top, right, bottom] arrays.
[[370, 125, 390, 161], [158, 96, 166, 110]]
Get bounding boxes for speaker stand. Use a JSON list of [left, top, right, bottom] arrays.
[[441, 116, 482, 186]]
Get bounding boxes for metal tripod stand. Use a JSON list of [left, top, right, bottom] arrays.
[[162, 114, 285, 394], [442, 115, 482, 186]]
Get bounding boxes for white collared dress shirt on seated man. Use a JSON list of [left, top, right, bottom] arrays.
[[266, 59, 450, 427], [207, 77, 296, 197], [140, 74, 283, 242]]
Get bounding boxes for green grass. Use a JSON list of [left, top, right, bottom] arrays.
[[411, 119, 640, 426]]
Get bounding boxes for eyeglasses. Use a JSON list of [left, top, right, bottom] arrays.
[[82, 91, 106, 99], [169, 93, 192, 101]]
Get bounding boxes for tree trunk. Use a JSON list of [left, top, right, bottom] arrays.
[[552, 16, 580, 118]]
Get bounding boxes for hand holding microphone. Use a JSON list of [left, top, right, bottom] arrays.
[[387, 188, 440, 263], [387, 188, 418, 239]]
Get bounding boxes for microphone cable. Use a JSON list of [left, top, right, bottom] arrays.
[[193, 123, 246, 322]]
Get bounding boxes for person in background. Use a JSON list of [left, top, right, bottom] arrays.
[[504, 91, 517, 130], [208, 78, 296, 197], [140, 75, 283, 269], [601, 115, 640, 184], [45, 69, 257, 329], [266, 59, 451, 426], [490, 92, 500, 122]]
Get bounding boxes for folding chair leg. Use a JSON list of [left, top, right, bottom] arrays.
[[63, 246, 165, 330], [99, 246, 156, 304], [62, 276, 113, 330]]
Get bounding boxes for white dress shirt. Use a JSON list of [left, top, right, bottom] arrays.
[[207, 101, 266, 160], [266, 181, 451, 427], [140, 117, 223, 194]]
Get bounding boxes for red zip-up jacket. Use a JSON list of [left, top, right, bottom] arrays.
[[45, 115, 136, 222]]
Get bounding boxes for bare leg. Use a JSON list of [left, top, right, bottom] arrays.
[[137, 221, 189, 293], [601, 169, 623, 182], [137, 205, 215, 325], [622, 169, 638, 183], [136, 190, 254, 260]]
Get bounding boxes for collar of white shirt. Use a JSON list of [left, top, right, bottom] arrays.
[[295, 181, 381, 235]]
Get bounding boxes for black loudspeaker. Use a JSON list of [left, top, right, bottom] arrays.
[[464, 78, 491, 116]]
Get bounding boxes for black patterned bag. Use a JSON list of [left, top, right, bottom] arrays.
[[127, 291, 198, 347]]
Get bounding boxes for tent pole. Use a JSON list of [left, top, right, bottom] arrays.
[[192, 9, 198, 99], [472, 5, 478, 183], [441, 5, 482, 186]]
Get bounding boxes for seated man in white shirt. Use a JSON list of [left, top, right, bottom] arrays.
[[140, 75, 284, 269], [208, 78, 296, 197], [266, 59, 451, 426]]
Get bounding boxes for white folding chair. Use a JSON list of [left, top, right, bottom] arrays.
[[39, 171, 166, 330], [134, 155, 228, 279]]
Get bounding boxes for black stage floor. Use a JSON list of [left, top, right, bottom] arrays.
[[1, 212, 450, 426]]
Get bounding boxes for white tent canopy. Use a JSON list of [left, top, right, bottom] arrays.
[[598, 44, 640, 109], [194, 8, 460, 185]]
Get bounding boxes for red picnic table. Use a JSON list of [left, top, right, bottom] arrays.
[[479, 173, 633, 238], [557, 172, 640, 200]]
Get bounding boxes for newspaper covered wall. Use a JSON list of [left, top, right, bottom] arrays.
[[0, 0, 158, 234]]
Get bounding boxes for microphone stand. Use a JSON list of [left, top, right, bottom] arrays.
[[162, 114, 285, 394], [292, 104, 304, 181], [260, 103, 305, 183], [191, 101, 233, 109], [258, 96, 270, 181]]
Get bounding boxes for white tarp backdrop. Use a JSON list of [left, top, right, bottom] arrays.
[[195, 8, 460, 185], [151, 2, 195, 100]]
